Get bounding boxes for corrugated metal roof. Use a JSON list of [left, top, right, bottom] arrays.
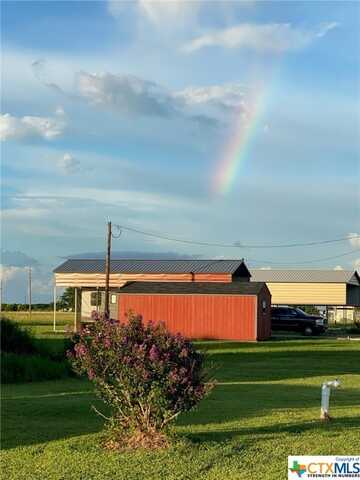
[[119, 281, 266, 295], [250, 269, 360, 285], [54, 259, 247, 275]]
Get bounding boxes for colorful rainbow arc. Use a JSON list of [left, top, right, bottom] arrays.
[[211, 84, 269, 196]]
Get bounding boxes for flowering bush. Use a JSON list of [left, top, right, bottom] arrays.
[[68, 311, 213, 449]]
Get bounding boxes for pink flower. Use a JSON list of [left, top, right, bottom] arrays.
[[179, 348, 188, 358], [149, 345, 159, 361], [169, 370, 178, 382], [74, 344, 87, 357]]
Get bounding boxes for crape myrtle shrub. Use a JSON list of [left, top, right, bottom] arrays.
[[68, 311, 213, 449]]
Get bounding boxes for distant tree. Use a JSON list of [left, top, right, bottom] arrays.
[[296, 305, 321, 316], [59, 288, 75, 310]]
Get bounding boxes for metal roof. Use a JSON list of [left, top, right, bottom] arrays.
[[250, 270, 360, 285], [119, 281, 266, 295], [54, 258, 249, 275]]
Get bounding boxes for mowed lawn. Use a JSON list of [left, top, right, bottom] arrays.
[[1, 331, 360, 480], [4, 311, 74, 337]]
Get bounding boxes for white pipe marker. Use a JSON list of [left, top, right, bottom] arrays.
[[320, 379, 340, 420]]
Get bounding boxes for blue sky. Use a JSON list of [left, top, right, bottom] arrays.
[[1, 0, 359, 301]]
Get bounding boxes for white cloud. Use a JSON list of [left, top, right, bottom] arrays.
[[0, 264, 52, 302], [58, 153, 80, 175], [108, 0, 200, 28], [76, 71, 176, 116], [353, 258, 360, 270], [137, 0, 199, 26], [55, 106, 65, 116], [181, 22, 339, 53], [0, 265, 26, 283], [334, 265, 343, 271], [174, 84, 247, 111], [29, 57, 251, 125], [15, 184, 202, 218], [31, 58, 68, 96], [348, 233, 360, 248], [75, 71, 250, 127], [2, 207, 49, 220], [0, 113, 65, 141]]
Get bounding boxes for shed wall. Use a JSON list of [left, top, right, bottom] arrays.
[[266, 282, 346, 305], [118, 294, 259, 341]]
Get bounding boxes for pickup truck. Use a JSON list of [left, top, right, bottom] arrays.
[[271, 306, 327, 336]]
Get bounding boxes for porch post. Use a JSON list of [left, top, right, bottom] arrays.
[[53, 283, 57, 332], [74, 287, 82, 332]]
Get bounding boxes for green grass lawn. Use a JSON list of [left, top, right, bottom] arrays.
[[1, 339, 360, 480], [3, 311, 73, 337]]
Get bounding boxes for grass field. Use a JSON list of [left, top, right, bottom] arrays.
[[2, 331, 360, 480], [3, 311, 74, 337]]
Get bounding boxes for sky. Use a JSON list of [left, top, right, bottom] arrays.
[[1, 0, 360, 302]]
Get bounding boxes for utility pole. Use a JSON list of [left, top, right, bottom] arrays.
[[28, 266, 32, 321], [0, 276, 3, 313], [104, 221, 112, 318]]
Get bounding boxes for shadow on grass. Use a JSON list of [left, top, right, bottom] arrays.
[[33, 337, 73, 359], [3, 340, 359, 450], [208, 348, 360, 382], [178, 383, 358, 427], [3, 381, 356, 450], [187, 415, 360, 444], [2, 388, 106, 450]]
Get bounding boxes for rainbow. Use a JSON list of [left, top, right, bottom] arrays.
[[212, 85, 268, 195]]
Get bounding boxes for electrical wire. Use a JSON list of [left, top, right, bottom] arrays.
[[111, 223, 360, 266], [113, 224, 360, 249], [247, 248, 360, 266]]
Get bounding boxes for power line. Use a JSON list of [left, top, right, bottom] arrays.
[[247, 247, 360, 266], [112, 223, 360, 266], [113, 224, 360, 249]]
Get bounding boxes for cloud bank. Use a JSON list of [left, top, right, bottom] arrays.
[[182, 22, 339, 53], [108, 0, 201, 29], [0, 113, 66, 141], [77, 71, 176, 117]]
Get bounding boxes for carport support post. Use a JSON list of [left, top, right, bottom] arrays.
[[53, 284, 57, 332], [74, 287, 82, 333]]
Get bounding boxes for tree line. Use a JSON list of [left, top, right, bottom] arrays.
[[1, 287, 75, 311]]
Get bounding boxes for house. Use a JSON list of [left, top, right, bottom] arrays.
[[53, 258, 271, 340]]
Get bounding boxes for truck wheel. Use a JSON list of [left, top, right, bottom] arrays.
[[304, 326, 313, 336]]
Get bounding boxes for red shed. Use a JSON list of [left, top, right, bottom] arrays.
[[118, 281, 271, 341]]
